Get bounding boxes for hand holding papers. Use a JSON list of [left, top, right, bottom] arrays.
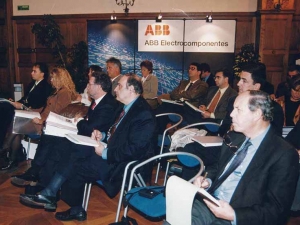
[[185, 101, 204, 113], [65, 133, 107, 147]]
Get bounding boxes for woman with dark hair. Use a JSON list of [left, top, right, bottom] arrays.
[[140, 60, 158, 109], [277, 74, 300, 126], [0, 67, 76, 170]]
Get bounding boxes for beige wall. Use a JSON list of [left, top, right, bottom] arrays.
[[13, 0, 257, 16]]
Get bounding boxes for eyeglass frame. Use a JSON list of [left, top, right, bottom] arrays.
[[223, 132, 239, 154]]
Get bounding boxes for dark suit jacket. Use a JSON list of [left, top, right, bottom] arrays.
[[208, 129, 298, 225], [205, 74, 216, 87], [18, 79, 53, 109], [111, 75, 122, 97], [199, 86, 237, 120], [106, 96, 156, 164], [77, 93, 119, 136], [286, 120, 300, 149], [170, 79, 208, 107]]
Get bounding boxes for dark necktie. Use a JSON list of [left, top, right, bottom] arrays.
[[207, 90, 221, 113], [185, 82, 193, 91], [108, 110, 125, 143], [208, 139, 252, 194], [25, 83, 37, 103], [91, 102, 96, 110]]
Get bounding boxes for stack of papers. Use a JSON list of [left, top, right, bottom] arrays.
[[44, 112, 78, 137]]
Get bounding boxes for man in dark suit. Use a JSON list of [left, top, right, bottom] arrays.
[[0, 62, 52, 151], [19, 73, 156, 222], [11, 71, 119, 187], [191, 90, 298, 225], [200, 63, 216, 87], [0, 63, 52, 142], [184, 68, 237, 124], [275, 65, 300, 98]]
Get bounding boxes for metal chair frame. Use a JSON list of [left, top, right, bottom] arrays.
[[155, 113, 183, 183], [116, 151, 204, 222]]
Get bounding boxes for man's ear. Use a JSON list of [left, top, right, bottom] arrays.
[[254, 83, 261, 90]]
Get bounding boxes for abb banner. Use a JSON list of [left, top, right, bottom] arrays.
[[138, 20, 236, 53]]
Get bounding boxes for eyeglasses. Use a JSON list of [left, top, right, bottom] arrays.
[[87, 83, 97, 87], [188, 67, 197, 71], [223, 132, 238, 153]]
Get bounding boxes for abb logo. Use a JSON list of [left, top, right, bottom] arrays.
[[145, 25, 170, 36]]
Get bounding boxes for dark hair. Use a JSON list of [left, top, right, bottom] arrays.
[[124, 73, 143, 95], [289, 74, 300, 91], [89, 65, 102, 72], [190, 62, 201, 71], [215, 68, 233, 84], [199, 63, 211, 72], [248, 90, 273, 121], [140, 60, 153, 73], [33, 62, 49, 79], [241, 63, 266, 87], [288, 65, 300, 73], [106, 57, 122, 73], [92, 71, 112, 93]]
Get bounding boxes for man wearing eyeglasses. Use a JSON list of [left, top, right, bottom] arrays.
[[191, 90, 298, 225], [275, 65, 300, 98]]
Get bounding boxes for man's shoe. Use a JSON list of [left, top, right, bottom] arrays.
[[11, 171, 38, 187], [1, 160, 18, 170], [19, 193, 57, 211], [55, 208, 87, 221]]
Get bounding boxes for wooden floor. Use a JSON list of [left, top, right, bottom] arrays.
[[0, 160, 300, 225]]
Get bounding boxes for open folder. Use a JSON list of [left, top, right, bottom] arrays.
[[191, 136, 223, 147]]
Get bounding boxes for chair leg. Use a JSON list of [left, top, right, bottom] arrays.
[[82, 183, 92, 211]]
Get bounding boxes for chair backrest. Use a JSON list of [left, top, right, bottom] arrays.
[[181, 122, 221, 134], [116, 152, 204, 222], [282, 126, 294, 138]]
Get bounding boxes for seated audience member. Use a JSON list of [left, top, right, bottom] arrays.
[[106, 57, 122, 96], [0, 62, 52, 150], [191, 90, 298, 225], [218, 63, 284, 137], [276, 65, 300, 98], [11, 71, 119, 187], [156, 62, 208, 133], [140, 60, 158, 109], [285, 120, 300, 217], [184, 68, 237, 124], [200, 63, 216, 87], [19, 73, 157, 222], [75, 65, 102, 106], [277, 74, 300, 126], [0, 67, 76, 170], [181, 63, 284, 180]]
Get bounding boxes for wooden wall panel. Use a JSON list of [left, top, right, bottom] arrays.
[[263, 18, 289, 50], [235, 19, 255, 51], [69, 20, 87, 44]]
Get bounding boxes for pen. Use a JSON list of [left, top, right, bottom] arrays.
[[201, 172, 208, 186]]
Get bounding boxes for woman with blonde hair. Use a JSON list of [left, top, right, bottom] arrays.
[[0, 67, 76, 170]]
